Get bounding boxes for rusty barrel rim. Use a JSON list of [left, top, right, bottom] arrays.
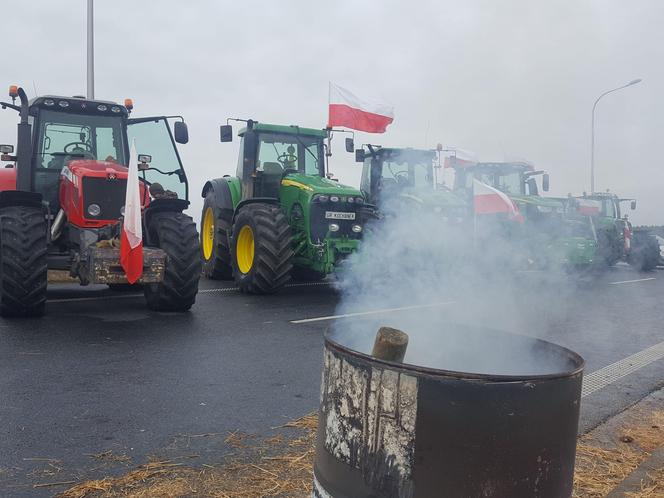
[[324, 325, 585, 382]]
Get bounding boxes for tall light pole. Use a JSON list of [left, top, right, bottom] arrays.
[[87, 0, 94, 99], [590, 78, 642, 193]]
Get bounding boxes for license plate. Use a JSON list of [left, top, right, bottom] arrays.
[[325, 211, 355, 220]]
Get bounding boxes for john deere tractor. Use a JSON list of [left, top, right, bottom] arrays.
[[356, 145, 468, 222], [200, 120, 369, 292], [571, 192, 659, 271], [0, 86, 201, 316], [451, 160, 597, 270]]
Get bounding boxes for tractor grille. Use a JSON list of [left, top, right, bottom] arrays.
[[310, 202, 363, 242], [82, 177, 126, 220]]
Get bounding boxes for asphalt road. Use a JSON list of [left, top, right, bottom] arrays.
[[1, 265, 663, 497]]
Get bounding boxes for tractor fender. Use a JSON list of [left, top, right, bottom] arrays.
[[202, 178, 235, 223], [144, 198, 190, 246], [233, 198, 279, 223], [0, 190, 43, 209]]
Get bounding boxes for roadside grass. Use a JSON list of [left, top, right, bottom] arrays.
[[55, 410, 663, 498]]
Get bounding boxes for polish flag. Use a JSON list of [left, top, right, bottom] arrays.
[[120, 140, 143, 284], [328, 82, 394, 133], [473, 179, 524, 222], [576, 199, 601, 216]]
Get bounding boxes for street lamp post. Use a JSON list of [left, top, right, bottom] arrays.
[[590, 78, 642, 193], [87, 0, 94, 99]]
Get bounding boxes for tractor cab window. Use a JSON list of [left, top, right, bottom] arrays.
[[496, 172, 522, 194], [256, 134, 323, 177], [381, 157, 432, 189], [127, 118, 187, 200], [36, 110, 125, 170]]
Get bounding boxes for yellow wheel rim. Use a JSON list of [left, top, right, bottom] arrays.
[[236, 225, 255, 274], [202, 207, 215, 260]]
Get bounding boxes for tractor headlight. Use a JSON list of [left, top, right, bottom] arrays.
[[330, 195, 340, 202], [97, 104, 107, 111], [111, 106, 121, 113], [58, 100, 69, 108], [329, 223, 340, 232], [44, 99, 55, 106], [315, 194, 329, 203], [351, 224, 362, 233], [87, 203, 101, 217], [347, 197, 354, 203], [120, 205, 125, 216], [355, 196, 364, 204]]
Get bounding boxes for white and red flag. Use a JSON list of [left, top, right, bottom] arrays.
[[328, 82, 394, 133], [120, 140, 143, 284], [473, 179, 524, 223]]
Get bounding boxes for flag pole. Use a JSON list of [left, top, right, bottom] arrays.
[[86, 0, 95, 99]]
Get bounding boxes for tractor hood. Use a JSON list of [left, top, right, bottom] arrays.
[[396, 187, 467, 210], [281, 172, 361, 196]]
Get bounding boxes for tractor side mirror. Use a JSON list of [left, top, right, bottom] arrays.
[[345, 137, 354, 153], [542, 173, 550, 192], [355, 149, 365, 163], [138, 154, 151, 170], [220, 125, 233, 142], [173, 121, 189, 144], [631, 200, 637, 210], [0, 145, 14, 154]]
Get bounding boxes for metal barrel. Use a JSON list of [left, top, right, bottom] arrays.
[[313, 324, 584, 498]]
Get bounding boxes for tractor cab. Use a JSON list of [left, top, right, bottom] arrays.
[[358, 146, 436, 205], [452, 161, 549, 198], [221, 120, 326, 200]]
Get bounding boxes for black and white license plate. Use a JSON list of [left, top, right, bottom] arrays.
[[325, 211, 355, 220]]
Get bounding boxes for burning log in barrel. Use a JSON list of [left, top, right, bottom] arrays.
[[313, 324, 585, 498], [371, 326, 408, 362]]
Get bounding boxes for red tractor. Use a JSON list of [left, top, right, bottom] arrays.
[[0, 86, 201, 317]]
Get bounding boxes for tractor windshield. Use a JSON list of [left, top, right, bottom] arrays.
[[381, 154, 433, 189], [257, 133, 324, 177], [464, 170, 523, 194], [35, 110, 126, 170]]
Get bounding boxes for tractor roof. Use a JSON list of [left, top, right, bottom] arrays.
[[29, 95, 129, 117], [239, 123, 327, 138], [376, 147, 436, 158]]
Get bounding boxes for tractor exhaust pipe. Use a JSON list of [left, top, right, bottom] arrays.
[[15, 87, 32, 192], [371, 326, 409, 362], [50, 209, 66, 241]]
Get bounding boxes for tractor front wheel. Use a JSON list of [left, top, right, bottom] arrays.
[[231, 203, 293, 294], [144, 212, 201, 311], [0, 206, 47, 317], [201, 193, 233, 280]]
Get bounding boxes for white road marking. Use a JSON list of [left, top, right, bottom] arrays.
[[48, 281, 332, 303], [608, 277, 656, 285], [290, 301, 455, 324], [582, 340, 664, 397]]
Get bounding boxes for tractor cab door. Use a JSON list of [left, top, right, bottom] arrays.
[[360, 155, 380, 205], [126, 117, 188, 201]]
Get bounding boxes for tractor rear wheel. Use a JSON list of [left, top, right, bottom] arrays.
[[0, 206, 47, 317], [231, 203, 293, 294], [201, 194, 232, 280], [144, 212, 201, 311]]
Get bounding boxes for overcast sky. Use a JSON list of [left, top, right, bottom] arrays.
[[2, 0, 663, 223]]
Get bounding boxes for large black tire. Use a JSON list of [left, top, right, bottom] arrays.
[[595, 228, 621, 269], [200, 193, 232, 280], [0, 206, 47, 317], [628, 231, 660, 271], [144, 212, 201, 311], [231, 203, 293, 294]]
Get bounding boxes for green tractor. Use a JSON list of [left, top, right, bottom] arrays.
[[571, 192, 660, 271], [450, 160, 597, 270], [356, 145, 468, 222], [200, 120, 369, 292]]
